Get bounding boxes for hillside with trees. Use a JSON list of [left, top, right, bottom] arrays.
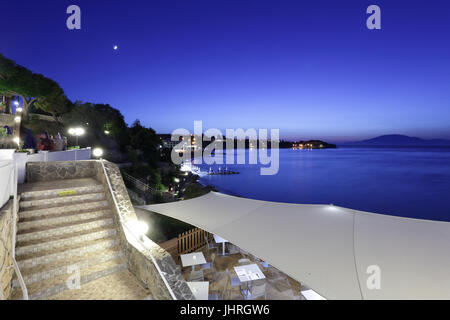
[[0, 52, 200, 202]]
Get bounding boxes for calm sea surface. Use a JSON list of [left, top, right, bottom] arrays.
[[196, 147, 450, 222]]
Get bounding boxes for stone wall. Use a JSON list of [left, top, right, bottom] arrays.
[[94, 161, 194, 300], [0, 200, 14, 299], [0, 114, 15, 128], [26, 160, 96, 182]]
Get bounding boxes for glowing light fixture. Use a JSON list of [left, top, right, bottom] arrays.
[[93, 148, 103, 158], [14, 116, 21, 123], [13, 137, 20, 145], [129, 220, 149, 240], [16, 107, 23, 113], [68, 127, 85, 146]]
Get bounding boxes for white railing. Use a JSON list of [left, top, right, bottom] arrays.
[[0, 160, 14, 209], [12, 162, 28, 300], [99, 159, 177, 300]]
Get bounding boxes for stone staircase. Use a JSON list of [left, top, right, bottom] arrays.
[[10, 178, 148, 300]]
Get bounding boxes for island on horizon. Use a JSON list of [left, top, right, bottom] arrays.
[[341, 134, 450, 147]]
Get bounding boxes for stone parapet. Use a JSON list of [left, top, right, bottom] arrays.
[[0, 200, 14, 299], [94, 160, 194, 300], [26, 160, 96, 182]]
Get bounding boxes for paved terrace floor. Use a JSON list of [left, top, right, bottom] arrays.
[[179, 246, 303, 300]]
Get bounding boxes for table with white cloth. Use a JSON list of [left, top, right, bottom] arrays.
[[234, 263, 266, 298], [180, 252, 207, 271]]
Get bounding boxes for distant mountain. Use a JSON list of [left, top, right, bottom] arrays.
[[342, 134, 450, 146]]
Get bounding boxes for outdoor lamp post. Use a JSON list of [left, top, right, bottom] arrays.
[[68, 127, 85, 161], [68, 127, 85, 147], [13, 109, 21, 148], [13, 100, 23, 114]]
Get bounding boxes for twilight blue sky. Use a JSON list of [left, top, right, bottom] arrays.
[[1, 0, 450, 142]]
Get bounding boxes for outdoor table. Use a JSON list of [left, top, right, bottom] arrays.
[[180, 252, 207, 271], [187, 281, 209, 300], [213, 234, 229, 256], [234, 263, 266, 298]]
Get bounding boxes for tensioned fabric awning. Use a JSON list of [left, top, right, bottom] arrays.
[[139, 192, 450, 300]]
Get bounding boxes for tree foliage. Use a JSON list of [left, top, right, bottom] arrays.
[[128, 120, 161, 166], [0, 53, 66, 116]]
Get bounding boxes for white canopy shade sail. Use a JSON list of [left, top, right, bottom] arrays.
[[139, 192, 450, 300]]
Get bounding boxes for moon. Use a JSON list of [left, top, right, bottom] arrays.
[[113, 45, 118, 50]]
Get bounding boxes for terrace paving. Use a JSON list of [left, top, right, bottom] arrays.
[[179, 246, 303, 300]]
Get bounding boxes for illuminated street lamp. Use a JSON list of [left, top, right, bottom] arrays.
[[68, 127, 85, 146], [13, 137, 20, 147]]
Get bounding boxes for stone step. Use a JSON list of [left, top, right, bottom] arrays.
[[20, 184, 104, 201], [17, 217, 114, 243], [19, 192, 106, 210], [11, 256, 127, 300], [17, 237, 120, 269], [13, 247, 125, 288], [17, 209, 112, 232], [16, 226, 117, 257], [17, 245, 123, 278], [48, 269, 150, 300], [18, 200, 109, 220]]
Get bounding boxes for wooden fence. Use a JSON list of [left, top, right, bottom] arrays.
[[159, 227, 213, 260]]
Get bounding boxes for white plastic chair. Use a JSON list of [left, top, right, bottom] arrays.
[[227, 243, 240, 254], [205, 236, 218, 253], [189, 270, 204, 281], [245, 282, 266, 300], [238, 258, 251, 266]]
